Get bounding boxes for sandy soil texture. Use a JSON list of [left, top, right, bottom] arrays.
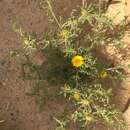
[[0, 0, 130, 130]]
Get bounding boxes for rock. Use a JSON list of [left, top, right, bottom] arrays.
[[123, 105, 130, 130], [106, 0, 126, 24]]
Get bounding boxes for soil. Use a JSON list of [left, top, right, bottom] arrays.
[[0, 0, 130, 130]]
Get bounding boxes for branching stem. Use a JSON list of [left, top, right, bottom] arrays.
[[46, 0, 62, 29]]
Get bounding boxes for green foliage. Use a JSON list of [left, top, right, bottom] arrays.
[[128, 64, 130, 69], [13, 0, 129, 130], [53, 117, 68, 130], [61, 84, 125, 129], [13, 24, 38, 54]]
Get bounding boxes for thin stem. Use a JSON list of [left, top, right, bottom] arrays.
[[98, 0, 101, 14], [106, 67, 121, 71], [82, 0, 86, 7], [46, 0, 62, 29]]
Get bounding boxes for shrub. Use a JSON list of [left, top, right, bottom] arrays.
[[13, 0, 129, 129]]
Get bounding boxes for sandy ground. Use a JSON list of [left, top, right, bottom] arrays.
[[0, 0, 130, 130]]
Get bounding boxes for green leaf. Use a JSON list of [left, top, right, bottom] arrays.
[[128, 64, 130, 69]]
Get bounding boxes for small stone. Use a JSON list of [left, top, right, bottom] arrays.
[[123, 106, 130, 130], [123, 98, 130, 130], [2, 82, 6, 86], [0, 120, 5, 123]]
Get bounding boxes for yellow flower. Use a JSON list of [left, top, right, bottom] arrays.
[[81, 8, 87, 16], [63, 85, 71, 91], [59, 30, 70, 40], [85, 116, 93, 122], [84, 112, 93, 122], [73, 93, 80, 101], [100, 70, 108, 78], [71, 55, 84, 68], [80, 99, 90, 106]]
